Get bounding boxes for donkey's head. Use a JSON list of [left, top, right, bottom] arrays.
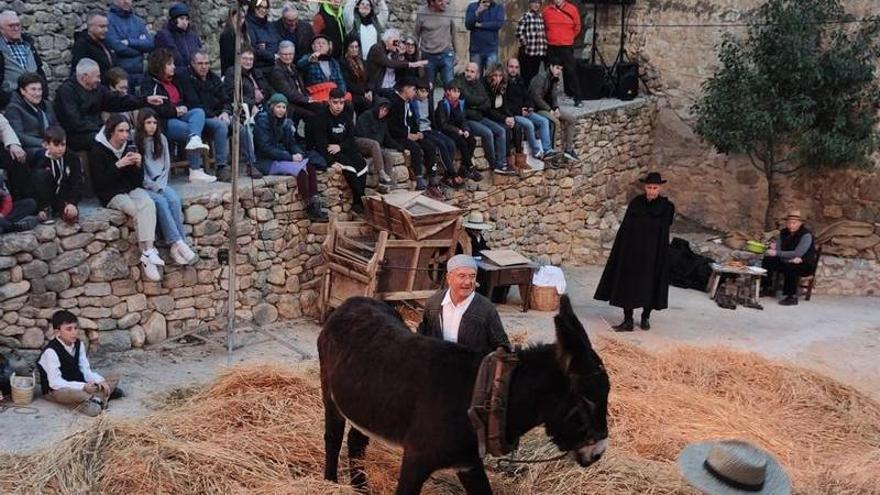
[[545, 295, 610, 467]]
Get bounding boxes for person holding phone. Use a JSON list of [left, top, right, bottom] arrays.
[[89, 114, 165, 282], [465, 0, 505, 74]]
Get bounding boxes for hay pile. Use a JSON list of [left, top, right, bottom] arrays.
[[2, 337, 879, 495]]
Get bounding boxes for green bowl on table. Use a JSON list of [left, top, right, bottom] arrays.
[[745, 240, 767, 254]]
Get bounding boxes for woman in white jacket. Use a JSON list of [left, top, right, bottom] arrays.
[[135, 108, 199, 266], [343, 0, 388, 60]]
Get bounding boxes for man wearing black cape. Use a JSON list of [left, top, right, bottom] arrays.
[[594, 172, 675, 331]]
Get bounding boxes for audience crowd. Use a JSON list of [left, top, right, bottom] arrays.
[[0, 0, 586, 282]]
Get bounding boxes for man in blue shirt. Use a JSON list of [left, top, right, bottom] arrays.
[[106, 0, 154, 91], [465, 0, 505, 74]]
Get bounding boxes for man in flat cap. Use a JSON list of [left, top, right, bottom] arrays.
[[595, 172, 675, 331], [418, 254, 510, 354]]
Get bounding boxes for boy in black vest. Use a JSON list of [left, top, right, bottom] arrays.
[[37, 310, 122, 416], [761, 210, 817, 306]]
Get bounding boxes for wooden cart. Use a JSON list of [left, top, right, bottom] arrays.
[[320, 194, 465, 320]]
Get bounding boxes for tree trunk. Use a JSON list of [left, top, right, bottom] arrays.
[[764, 169, 777, 231]]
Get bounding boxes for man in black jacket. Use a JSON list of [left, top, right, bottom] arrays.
[[4, 72, 57, 159], [70, 14, 116, 83], [275, 3, 313, 62], [0, 11, 48, 109], [355, 96, 402, 190], [54, 58, 164, 152], [186, 51, 232, 181], [417, 254, 510, 355], [387, 77, 440, 195], [31, 126, 82, 224], [454, 62, 507, 173], [306, 88, 368, 215], [505, 57, 555, 160]]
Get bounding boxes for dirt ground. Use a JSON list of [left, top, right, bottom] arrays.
[[2, 265, 878, 455]]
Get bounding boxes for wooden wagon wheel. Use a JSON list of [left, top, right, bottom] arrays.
[[425, 248, 449, 286]]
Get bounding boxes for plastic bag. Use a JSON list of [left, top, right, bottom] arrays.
[[532, 266, 566, 295]]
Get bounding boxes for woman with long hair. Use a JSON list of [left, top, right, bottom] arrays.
[[136, 108, 200, 267], [143, 48, 217, 183], [341, 37, 372, 114], [343, 0, 388, 59], [89, 114, 164, 281], [484, 64, 526, 170]]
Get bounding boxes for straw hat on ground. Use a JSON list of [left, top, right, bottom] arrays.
[[678, 440, 791, 495], [463, 212, 493, 230]]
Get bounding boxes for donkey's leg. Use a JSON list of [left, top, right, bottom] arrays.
[[322, 397, 346, 482], [456, 458, 493, 495], [347, 427, 371, 492], [394, 451, 434, 495]]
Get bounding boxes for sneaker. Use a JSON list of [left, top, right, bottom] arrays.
[[425, 185, 445, 200], [78, 397, 104, 417], [185, 135, 210, 151], [172, 241, 199, 266], [574, 100, 584, 108], [415, 176, 427, 190], [143, 248, 165, 266], [141, 259, 161, 282], [189, 168, 217, 183], [494, 166, 517, 175], [543, 149, 560, 160], [467, 170, 483, 182], [378, 170, 393, 184], [217, 167, 232, 182], [12, 215, 39, 232], [563, 149, 579, 162], [533, 150, 544, 160]]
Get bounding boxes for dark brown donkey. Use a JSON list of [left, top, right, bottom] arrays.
[[319, 295, 610, 495]]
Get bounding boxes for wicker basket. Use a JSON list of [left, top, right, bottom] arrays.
[[10, 373, 35, 405], [530, 285, 560, 312]]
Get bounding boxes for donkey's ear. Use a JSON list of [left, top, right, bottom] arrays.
[[554, 295, 593, 371]]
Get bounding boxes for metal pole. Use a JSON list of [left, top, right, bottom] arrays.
[[226, 2, 246, 365]]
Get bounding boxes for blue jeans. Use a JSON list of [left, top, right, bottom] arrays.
[[469, 50, 498, 75], [467, 118, 506, 169], [203, 117, 230, 168], [166, 108, 206, 170], [424, 50, 455, 88], [147, 187, 185, 244], [514, 113, 552, 155]]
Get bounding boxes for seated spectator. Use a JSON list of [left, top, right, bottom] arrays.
[[306, 88, 368, 215], [4, 71, 57, 160], [245, 0, 281, 76], [397, 34, 425, 82], [387, 78, 442, 198], [219, 7, 245, 75], [413, 80, 462, 188], [54, 58, 163, 152], [297, 34, 347, 100], [366, 29, 424, 92], [37, 310, 123, 417], [31, 126, 82, 224], [0, 110, 29, 199], [529, 59, 578, 164], [761, 210, 817, 306], [505, 57, 555, 161], [434, 80, 481, 183], [484, 64, 526, 171], [155, 3, 202, 77], [103, 67, 139, 126], [312, 0, 346, 60], [135, 109, 200, 265], [354, 96, 401, 190], [0, 10, 48, 109], [89, 114, 164, 281], [343, 0, 388, 60], [455, 62, 510, 174], [142, 48, 216, 183], [70, 13, 116, 83], [0, 169, 38, 234], [275, 3, 312, 62], [269, 40, 318, 124], [186, 51, 232, 181], [341, 37, 373, 114], [465, 0, 504, 74], [224, 49, 269, 178], [254, 93, 328, 222], [106, 0, 154, 91]]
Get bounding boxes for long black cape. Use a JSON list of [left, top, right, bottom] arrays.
[[594, 194, 675, 310]]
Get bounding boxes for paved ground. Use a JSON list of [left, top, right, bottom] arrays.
[[2, 265, 878, 455]]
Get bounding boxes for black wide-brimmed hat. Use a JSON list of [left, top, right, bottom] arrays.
[[639, 172, 667, 184]]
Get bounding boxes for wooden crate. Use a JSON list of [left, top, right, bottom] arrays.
[[362, 191, 464, 241]]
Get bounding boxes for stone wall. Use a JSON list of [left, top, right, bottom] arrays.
[[0, 98, 656, 357]]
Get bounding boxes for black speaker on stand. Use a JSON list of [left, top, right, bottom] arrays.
[[581, 0, 639, 101], [608, 0, 639, 100]]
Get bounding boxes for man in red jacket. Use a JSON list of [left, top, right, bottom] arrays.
[[542, 0, 583, 107]]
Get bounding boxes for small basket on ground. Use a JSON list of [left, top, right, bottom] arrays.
[[10, 372, 35, 405], [530, 285, 560, 312]]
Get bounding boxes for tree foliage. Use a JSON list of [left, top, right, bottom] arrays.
[[692, 0, 880, 227]]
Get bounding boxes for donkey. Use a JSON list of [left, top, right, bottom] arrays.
[[318, 295, 610, 495]]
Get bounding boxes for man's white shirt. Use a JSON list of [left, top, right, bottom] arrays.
[[441, 289, 476, 343]]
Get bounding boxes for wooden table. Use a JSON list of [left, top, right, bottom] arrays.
[[706, 263, 767, 309], [476, 260, 537, 312]]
